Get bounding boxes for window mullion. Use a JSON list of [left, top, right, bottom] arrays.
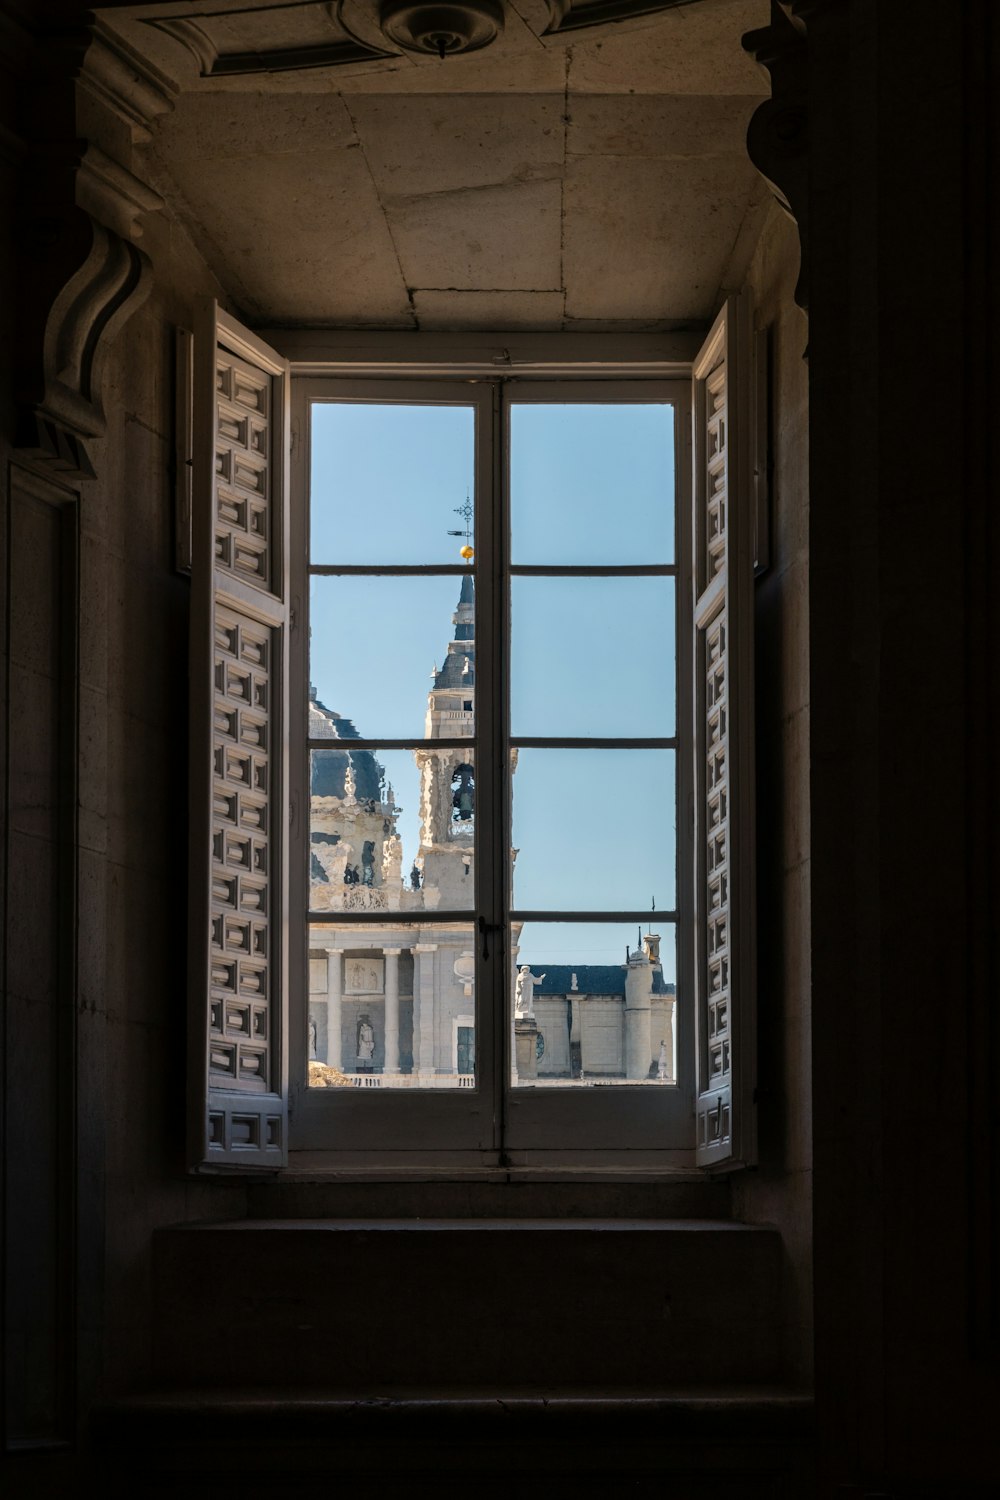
[[470, 380, 506, 1150]]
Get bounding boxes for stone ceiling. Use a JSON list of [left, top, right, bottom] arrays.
[[99, 0, 770, 329]]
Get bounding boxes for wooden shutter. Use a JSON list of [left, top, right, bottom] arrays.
[[188, 301, 290, 1169], [691, 292, 756, 1168]]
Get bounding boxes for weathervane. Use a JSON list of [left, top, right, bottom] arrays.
[[447, 495, 475, 561]]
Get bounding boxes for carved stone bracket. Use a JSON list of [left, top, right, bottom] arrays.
[[18, 214, 152, 479], [743, 1, 809, 312], [11, 21, 170, 481]]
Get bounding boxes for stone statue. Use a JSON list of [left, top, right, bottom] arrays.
[[657, 1040, 669, 1081], [410, 863, 421, 890], [308, 1018, 318, 1059], [357, 1015, 375, 1062], [515, 965, 545, 1019], [361, 839, 375, 886]]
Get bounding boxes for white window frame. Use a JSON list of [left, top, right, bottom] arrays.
[[189, 317, 756, 1179]]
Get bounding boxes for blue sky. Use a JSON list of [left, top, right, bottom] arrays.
[[309, 399, 676, 976]]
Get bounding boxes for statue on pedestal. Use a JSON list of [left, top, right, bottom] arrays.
[[515, 965, 546, 1020]]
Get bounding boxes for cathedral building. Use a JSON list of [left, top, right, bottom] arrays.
[[306, 575, 675, 1086]]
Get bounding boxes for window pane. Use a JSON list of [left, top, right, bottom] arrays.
[[510, 922, 677, 1088], [310, 574, 475, 740], [510, 403, 674, 565], [511, 749, 675, 912], [310, 748, 474, 914], [510, 576, 675, 737], [307, 922, 476, 1090], [310, 402, 475, 564]]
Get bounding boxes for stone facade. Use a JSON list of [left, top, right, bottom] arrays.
[[307, 576, 675, 1085]]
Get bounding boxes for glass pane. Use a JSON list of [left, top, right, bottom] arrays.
[[307, 922, 476, 1090], [510, 403, 674, 565], [511, 576, 675, 737], [510, 922, 677, 1088], [310, 402, 475, 564], [512, 749, 675, 912], [310, 574, 475, 740], [310, 747, 474, 914]]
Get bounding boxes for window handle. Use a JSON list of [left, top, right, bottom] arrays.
[[478, 915, 503, 961]]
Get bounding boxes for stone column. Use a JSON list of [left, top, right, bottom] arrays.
[[414, 943, 437, 1077], [325, 947, 342, 1070], [624, 950, 653, 1080], [383, 947, 400, 1075]]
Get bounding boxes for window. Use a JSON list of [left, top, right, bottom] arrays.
[[188, 307, 756, 1175]]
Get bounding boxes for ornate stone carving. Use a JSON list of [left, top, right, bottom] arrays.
[[145, 4, 398, 79], [17, 208, 153, 480], [12, 23, 169, 480], [143, 0, 701, 77], [379, 1, 504, 57], [742, 2, 809, 311]]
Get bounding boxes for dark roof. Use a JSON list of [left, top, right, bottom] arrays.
[[435, 645, 475, 689], [533, 965, 675, 997], [310, 746, 382, 800], [310, 696, 383, 800]]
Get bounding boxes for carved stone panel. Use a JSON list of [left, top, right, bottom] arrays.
[[344, 957, 385, 994]]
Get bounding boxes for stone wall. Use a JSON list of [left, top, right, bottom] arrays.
[[732, 203, 812, 1384]]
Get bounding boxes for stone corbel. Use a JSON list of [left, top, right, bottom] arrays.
[[13, 22, 170, 481], [743, 1, 809, 312], [28, 213, 151, 478], [16, 154, 161, 480]]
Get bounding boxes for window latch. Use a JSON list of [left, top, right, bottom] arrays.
[[478, 915, 503, 960]]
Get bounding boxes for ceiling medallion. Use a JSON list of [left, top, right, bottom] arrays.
[[378, 1, 505, 58]]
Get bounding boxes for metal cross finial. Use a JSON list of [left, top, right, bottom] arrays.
[[447, 494, 474, 546]]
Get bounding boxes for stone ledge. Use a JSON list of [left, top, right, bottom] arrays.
[[153, 1219, 787, 1390]]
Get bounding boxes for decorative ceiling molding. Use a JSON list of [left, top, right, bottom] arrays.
[[145, 4, 397, 78], [142, 0, 706, 79], [80, 22, 177, 142], [743, 0, 808, 312], [542, 0, 702, 37], [378, 1, 504, 58]]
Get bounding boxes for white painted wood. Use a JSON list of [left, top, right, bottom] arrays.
[[262, 327, 702, 379], [188, 299, 290, 1169], [286, 371, 695, 1167], [691, 293, 757, 1170]]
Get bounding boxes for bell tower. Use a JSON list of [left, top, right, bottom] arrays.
[[413, 573, 476, 908]]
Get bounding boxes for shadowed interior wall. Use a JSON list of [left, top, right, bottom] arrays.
[[734, 202, 811, 1385]]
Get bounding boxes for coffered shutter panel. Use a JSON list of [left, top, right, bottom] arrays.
[[188, 301, 290, 1169], [691, 292, 757, 1168]]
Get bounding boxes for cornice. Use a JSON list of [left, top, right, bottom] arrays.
[[79, 20, 177, 142], [77, 142, 165, 239]]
